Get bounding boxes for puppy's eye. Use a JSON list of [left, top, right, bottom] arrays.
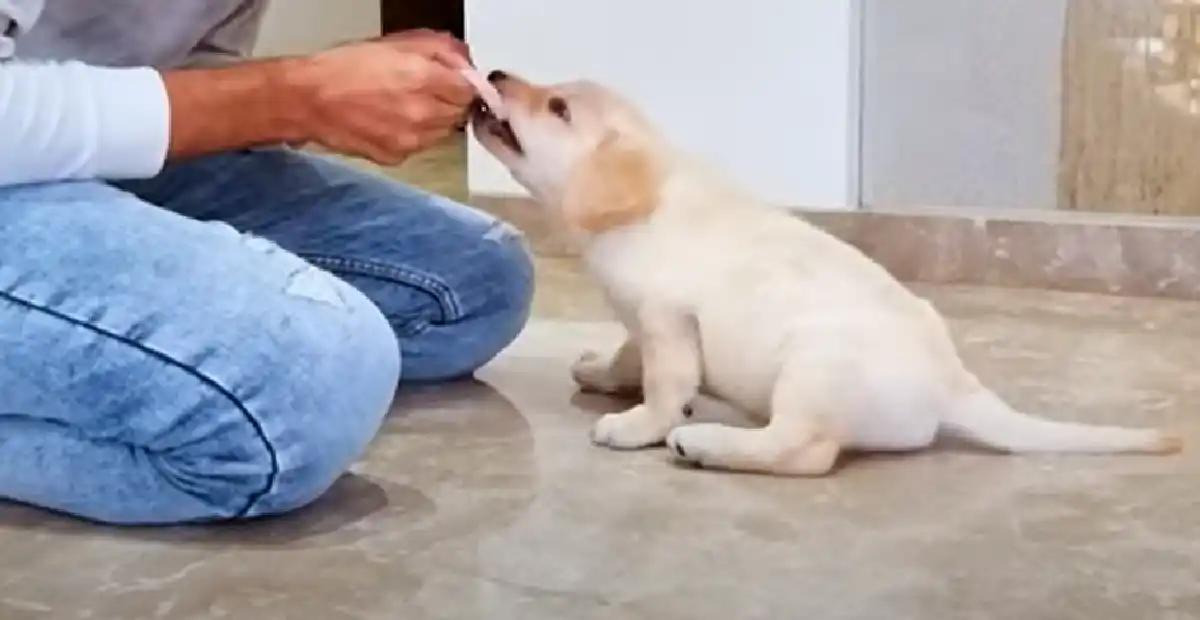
[[547, 97, 570, 122]]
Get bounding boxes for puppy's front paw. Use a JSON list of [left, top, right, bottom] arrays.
[[571, 351, 623, 394], [590, 404, 673, 450], [666, 424, 720, 467]]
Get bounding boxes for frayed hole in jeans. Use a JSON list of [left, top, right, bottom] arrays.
[[284, 266, 348, 308], [209, 222, 349, 309], [482, 219, 523, 244]]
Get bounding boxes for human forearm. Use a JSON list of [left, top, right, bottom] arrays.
[[166, 34, 477, 167], [161, 58, 308, 160]]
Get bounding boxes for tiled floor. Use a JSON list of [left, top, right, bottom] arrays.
[[3, 139, 1200, 619]]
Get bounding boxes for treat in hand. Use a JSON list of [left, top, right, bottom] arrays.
[[460, 67, 508, 120]]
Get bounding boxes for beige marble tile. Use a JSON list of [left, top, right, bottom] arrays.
[[1, 258, 1199, 620]]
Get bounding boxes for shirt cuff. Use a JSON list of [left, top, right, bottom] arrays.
[[89, 64, 171, 180]]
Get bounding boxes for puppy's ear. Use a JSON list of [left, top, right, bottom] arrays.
[[561, 133, 661, 234]]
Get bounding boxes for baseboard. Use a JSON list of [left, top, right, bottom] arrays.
[[472, 195, 1200, 301]]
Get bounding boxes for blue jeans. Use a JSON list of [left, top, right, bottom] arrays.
[[0, 147, 534, 525]]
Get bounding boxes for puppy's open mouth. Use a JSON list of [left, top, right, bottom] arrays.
[[472, 99, 523, 155]]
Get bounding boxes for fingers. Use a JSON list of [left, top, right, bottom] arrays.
[[402, 96, 465, 130], [388, 51, 473, 108], [429, 100, 468, 130], [422, 62, 475, 107], [430, 33, 472, 67], [328, 103, 461, 166], [386, 55, 473, 114], [383, 31, 475, 108], [383, 29, 472, 69], [414, 125, 458, 148], [307, 30, 477, 165], [344, 127, 456, 167]]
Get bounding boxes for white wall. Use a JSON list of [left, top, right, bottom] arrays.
[[465, 1, 862, 209], [254, 0, 380, 56]]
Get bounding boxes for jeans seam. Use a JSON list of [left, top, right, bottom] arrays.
[[0, 288, 279, 518], [300, 254, 463, 322]]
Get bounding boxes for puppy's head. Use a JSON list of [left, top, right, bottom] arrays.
[[472, 71, 664, 234]]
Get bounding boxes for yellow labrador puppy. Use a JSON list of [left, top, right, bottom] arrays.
[[471, 70, 1182, 475]]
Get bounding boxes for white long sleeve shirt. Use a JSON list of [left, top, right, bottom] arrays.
[[0, 0, 267, 187]]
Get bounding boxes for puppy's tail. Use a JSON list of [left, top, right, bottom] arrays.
[[941, 375, 1182, 455]]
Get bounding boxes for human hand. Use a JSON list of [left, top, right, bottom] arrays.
[[285, 29, 475, 165]]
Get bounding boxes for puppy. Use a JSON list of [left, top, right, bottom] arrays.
[[471, 70, 1182, 475]]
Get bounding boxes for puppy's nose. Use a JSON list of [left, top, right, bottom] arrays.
[[486, 70, 509, 84]]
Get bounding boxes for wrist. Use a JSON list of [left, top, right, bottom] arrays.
[[266, 56, 318, 145]]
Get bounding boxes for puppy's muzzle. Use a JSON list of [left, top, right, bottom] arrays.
[[472, 70, 522, 154]]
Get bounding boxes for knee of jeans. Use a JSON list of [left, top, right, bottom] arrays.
[[167, 283, 402, 521], [248, 287, 401, 517], [445, 228, 535, 375]]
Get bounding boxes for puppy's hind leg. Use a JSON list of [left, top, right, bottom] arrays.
[[572, 337, 643, 396], [666, 420, 840, 476], [665, 370, 843, 476]]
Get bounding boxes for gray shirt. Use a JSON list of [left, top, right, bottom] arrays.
[[0, 0, 270, 186], [4, 0, 265, 66]]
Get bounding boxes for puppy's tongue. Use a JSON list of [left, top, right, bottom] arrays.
[[460, 68, 508, 120]]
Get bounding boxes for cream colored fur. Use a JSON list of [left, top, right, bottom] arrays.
[[473, 72, 1182, 475]]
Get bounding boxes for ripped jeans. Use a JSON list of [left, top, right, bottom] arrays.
[[0, 147, 534, 525]]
